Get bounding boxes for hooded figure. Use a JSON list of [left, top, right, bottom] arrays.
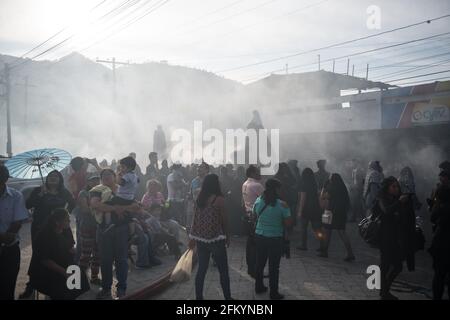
[[245, 110, 269, 165], [153, 125, 167, 159], [247, 110, 264, 130], [399, 167, 422, 211], [398, 167, 416, 194], [363, 161, 384, 211], [314, 159, 330, 191]]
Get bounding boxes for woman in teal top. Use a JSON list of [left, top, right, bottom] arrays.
[[252, 178, 292, 300]]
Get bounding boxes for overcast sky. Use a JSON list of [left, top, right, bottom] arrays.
[[1, 0, 450, 84]]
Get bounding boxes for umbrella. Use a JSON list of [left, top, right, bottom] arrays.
[[5, 148, 72, 184]]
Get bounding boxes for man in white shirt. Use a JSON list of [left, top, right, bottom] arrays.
[[0, 165, 29, 300], [241, 165, 264, 278]]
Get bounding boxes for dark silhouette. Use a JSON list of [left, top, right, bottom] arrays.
[[153, 125, 167, 160], [29, 208, 89, 299], [297, 168, 323, 251], [320, 173, 355, 261], [372, 176, 416, 300], [429, 183, 450, 300]]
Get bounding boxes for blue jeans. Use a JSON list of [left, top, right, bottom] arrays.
[[97, 224, 129, 293], [195, 240, 231, 300]]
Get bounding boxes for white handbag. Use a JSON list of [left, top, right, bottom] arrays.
[[170, 249, 193, 283], [322, 209, 333, 225]]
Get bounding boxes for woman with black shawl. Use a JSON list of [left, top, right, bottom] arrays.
[[297, 168, 323, 251], [320, 173, 355, 261], [372, 176, 416, 300], [19, 169, 76, 299], [29, 208, 89, 299]]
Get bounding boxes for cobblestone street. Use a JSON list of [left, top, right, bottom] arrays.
[[14, 218, 437, 300], [154, 222, 435, 300]]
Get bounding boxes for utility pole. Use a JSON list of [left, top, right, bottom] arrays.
[[352, 64, 355, 76], [1, 63, 12, 157], [96, 57, 130, 107], [318, 54, 321, 71], [24, 76, 29, 126], [332, 59, 335, 73], [366, 63, 370, 80], [346, 59, 350, 75], [15, 76, 36, 126]]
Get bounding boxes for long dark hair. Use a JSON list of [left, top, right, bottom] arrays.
[[301, 168, 320, 208], [378, 176, 400, 201], [327, 173, 350, 208], [262, 178, 282, 206], [275, 162, 295, 182], [45, 170, 65, 193], [196, 174, 223, 209]]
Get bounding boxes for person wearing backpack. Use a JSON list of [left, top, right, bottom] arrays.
[[188, 174, 233, 300], [253, 178, 293, 300]]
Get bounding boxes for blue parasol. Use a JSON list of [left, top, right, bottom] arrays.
[[5, 148, 72, 184]]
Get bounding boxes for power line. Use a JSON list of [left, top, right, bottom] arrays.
[[387, 69, 450, 83], [9, 0, 144, 69], [392, 76, 450, 86], [371, 56, 450, 81], [344, 48, 450, 79], [172, 0, 279, 38], [177, 33, 450, 72], [24, 0, 166, 61], [72, 0, 158, 53], [238, 31, 450, 83], [184, 0, 331, 48], [43, 0, 143, 59], [215, 13, 450, 74], [16, 0, 110, 60], [79, 0, 171, 52], [169, 0, 247, 32], [348, 37, 450, 75], [307, 38, 450, 74], [343, 35, 450, 79], [108, 0, 170, 32], [96, 0, 138, 21]]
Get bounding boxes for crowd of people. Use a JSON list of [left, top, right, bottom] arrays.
[[1, 153, 449, 300]]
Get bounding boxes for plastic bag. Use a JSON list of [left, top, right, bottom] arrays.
[[322, 210, 333, 225], [170, 249, 193, 283]]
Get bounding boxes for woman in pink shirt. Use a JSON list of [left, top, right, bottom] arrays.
[[141, 179, 165, 209], [241, 165, 264, 279]]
